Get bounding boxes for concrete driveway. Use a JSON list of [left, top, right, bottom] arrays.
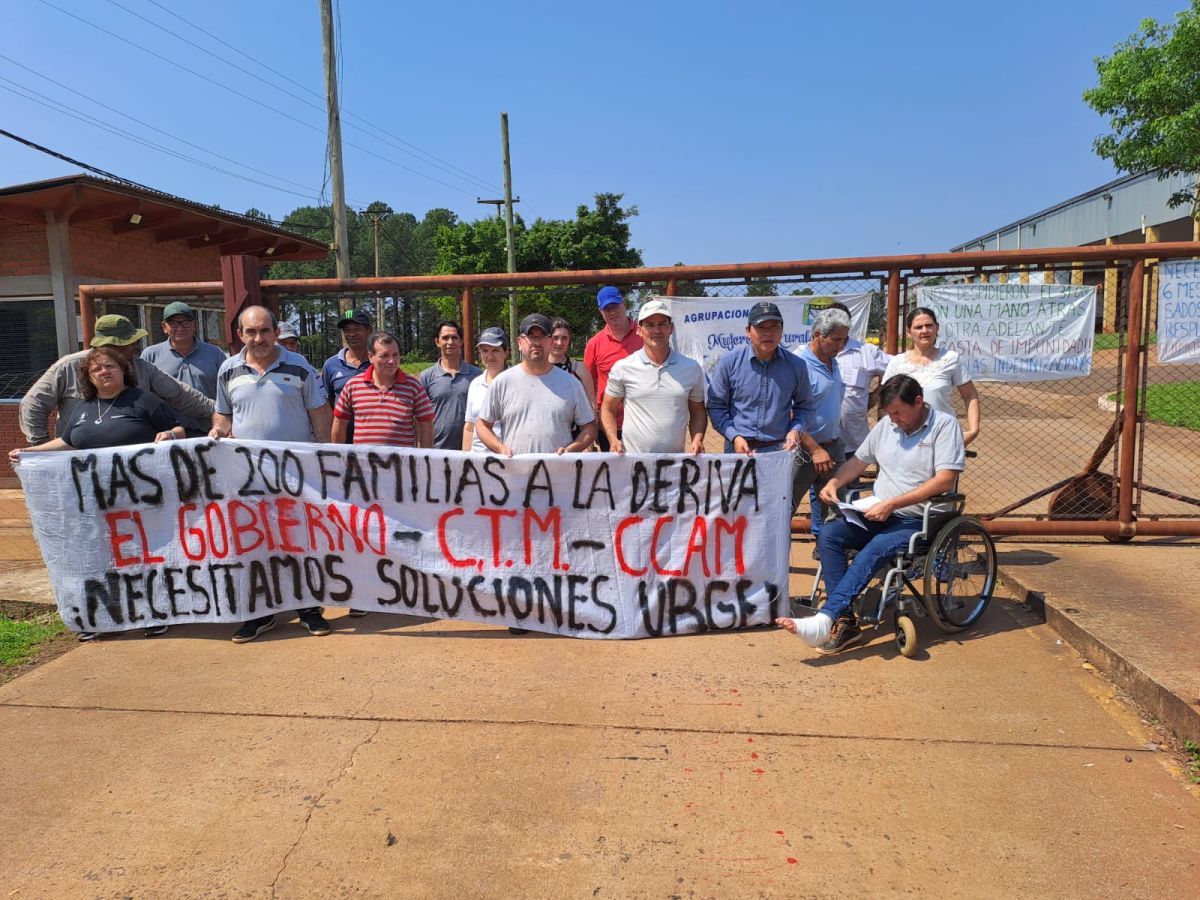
[[1, 590, 1197, 898]]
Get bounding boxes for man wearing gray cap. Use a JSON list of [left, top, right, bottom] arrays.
[[601, 299, 706, 454], [19, 314, 215, 445], [476, 313, 596, 456], [140, 302, 227, 437]]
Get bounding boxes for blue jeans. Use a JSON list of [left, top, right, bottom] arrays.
[[804, 439, 847, 537], [817, 515, 922, 622]]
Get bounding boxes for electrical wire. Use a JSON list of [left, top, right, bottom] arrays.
[[34, 0, 482, 198], [0, 54, 328, 198], [101, 0, 502, 195], [0, 79, 329, 202], [0, 126, 142, 185], [140, 0, 504, 194]]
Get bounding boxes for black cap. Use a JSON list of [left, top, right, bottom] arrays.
[[519, 313, 553, 336], [747, 301, 784, 327], [337, 309, 373, 329]]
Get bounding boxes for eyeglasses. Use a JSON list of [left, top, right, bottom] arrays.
[[165, 318, 195, 327], [89, 363, 121, 373]]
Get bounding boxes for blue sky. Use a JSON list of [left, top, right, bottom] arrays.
[[1, 0, 1189, 266]]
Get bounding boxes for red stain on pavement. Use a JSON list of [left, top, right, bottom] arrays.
[[787, 857, 798, 865], [750, 752, 759, 760], [753, 768, 766, 775]]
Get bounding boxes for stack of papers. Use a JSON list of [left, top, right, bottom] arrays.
[[835, 495, 880, 530]]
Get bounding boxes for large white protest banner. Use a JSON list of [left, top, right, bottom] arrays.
[[662, 293, 873, 373], [1157, 259, 1200, 364], [917, 283, 1096, 382], [15, 440, 792, 639]]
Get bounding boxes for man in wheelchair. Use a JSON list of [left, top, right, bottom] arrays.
[[777, 373, 965, 654]]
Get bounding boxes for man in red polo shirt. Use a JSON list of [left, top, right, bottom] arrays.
[[332, 331, 434, 448], [584, 285, 643, 451]]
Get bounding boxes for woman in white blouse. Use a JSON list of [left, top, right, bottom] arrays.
[[882, 307, 981, 446]]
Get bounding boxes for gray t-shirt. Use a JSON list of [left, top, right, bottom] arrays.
[[855, 406, 965, 517], [605, 349, 704, 453], [419, 360, 482, 450], [480, 364, 595, 455], [140, 339, 227, 432]]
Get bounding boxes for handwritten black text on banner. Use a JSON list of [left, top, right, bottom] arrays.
[[15, 441, 793, 639]]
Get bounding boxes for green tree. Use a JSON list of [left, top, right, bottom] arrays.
[[746, 277, 778, 297], [1083, 1, 1200, 217]]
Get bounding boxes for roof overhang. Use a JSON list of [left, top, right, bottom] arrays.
[[0, 174, 329, 262]]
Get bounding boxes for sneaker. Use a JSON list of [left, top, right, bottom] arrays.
[[298, 610, 332, 636], [816, 617, 865, 655], [77, 631, 100, 642], [782, 613, 832, 647], [144, 624, 169, 637], [347, 609, 369, 618], [231, 616, 275, 644]]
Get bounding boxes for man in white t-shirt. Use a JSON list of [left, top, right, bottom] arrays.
[[476, 313, 597, 456], [601, 299, 706, 454]]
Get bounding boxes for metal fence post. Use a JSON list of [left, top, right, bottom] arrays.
[[1117, 258, 1145, 533], [886, 268, 900, 354], [461, 287, 475, 365]]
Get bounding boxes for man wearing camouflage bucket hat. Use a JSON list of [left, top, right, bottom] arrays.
[[19, 314, 215, 445]]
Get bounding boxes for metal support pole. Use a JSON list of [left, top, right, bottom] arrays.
[[886, 268, 900, 354], [665, 279, 678, 297], [461, 288, 475, 365], [1117, 259, 1144, 531]]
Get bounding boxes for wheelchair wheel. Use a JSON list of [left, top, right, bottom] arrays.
[[922, 516, 996, 633], [895, 613, 918, 658]]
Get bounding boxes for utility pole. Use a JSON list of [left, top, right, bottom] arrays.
[[476, 197, 517, 221], [501, 112, 518, 360], [319, 0, 351, 307]]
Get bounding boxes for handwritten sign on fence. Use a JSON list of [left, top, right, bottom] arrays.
[[1157, 259, 1200, 365], [15, 441, 792, 639], [663, 293, 873, 372], [917, 283, 1096, 382]]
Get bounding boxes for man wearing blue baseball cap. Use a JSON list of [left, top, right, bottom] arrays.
[[584, 286, 642, 451]]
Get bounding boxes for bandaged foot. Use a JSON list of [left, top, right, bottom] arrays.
[[775, 613, 833, 648]]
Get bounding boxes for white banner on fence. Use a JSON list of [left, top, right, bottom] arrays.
[[660, 293, 873, 373], [1157, 259, 1200, 365], [15, 440, 792, 639], [917, 283, 1097, 382]]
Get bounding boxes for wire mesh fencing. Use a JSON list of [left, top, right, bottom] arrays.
[[1134, 261, 1200, 520], [902, 263, 1132, 521]]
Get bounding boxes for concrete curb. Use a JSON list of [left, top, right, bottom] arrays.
[[998, 567, 1200, 745]]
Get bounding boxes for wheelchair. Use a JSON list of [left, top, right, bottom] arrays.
[[803, 492, 997, 657]]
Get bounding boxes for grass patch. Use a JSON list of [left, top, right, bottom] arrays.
[[1185, 741, 1200, 785], [1108, 381, 1200, 431], [1093, 332, 1157, 351], [401, 362, 433, 375], [0, 613, 66, 668]]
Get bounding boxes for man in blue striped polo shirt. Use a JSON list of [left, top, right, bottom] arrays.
[[211, 305, 333, 643]]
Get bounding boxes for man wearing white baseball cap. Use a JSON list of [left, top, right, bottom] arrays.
[[601, 299, 706, 454]]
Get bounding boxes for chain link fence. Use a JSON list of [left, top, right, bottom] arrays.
[[1134, 261, 1200, 520], [4, 252, 1199, 562]]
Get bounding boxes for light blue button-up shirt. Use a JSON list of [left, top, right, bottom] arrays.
[[796, 345, 844, 443]]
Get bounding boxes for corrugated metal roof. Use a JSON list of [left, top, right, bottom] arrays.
[[951, 170, 1196, 252]]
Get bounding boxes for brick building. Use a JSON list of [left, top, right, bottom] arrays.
[[0, 174, 327, 479]]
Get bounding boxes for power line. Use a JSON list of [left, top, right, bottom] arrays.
[[0, 79, 328, 203], [140, 0, 504, 194], [34, 0, 482, 198], [100, 0, 502, 196], [0, 54, 327, 198], [0, 126, 141, 185]]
